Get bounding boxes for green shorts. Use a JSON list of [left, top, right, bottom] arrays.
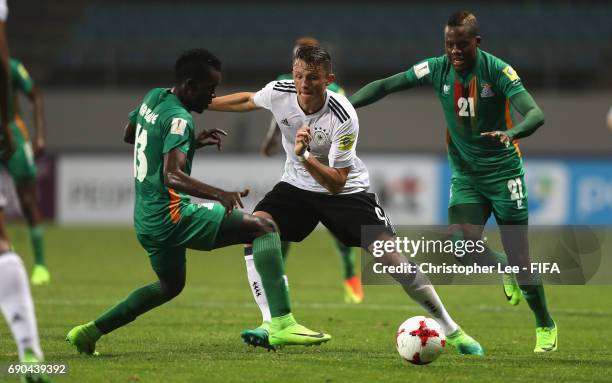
[[137, 202, 243, 274], [449, 172, 528, 223], [5, 117, 36, 182]]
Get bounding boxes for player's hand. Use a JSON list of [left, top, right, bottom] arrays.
[[219, 189, 249, 216], [34, 136, 46, 158], [294, 126, 311, 155], [481, 131, 512, 148], [196, 128, 227, 150]]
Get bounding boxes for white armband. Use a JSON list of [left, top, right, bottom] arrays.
[[297, 150, 310, 162]]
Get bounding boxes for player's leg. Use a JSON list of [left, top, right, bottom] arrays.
[[332, 236, 363, 304], [234, 183, 318, 328], [318, 192, 483, 355], [0, 208, 49, 382], [5, 124, 48, 286], [492, 177, 556, 352], [209, 202, 330, 349], [66, 243, 187, 355], [449, 175, 521, 305], [15, 180, 48, 286]]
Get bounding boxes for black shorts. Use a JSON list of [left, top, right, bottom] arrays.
[[253, 182, 396, 248]]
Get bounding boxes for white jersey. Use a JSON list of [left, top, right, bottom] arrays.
[[0, 0, 7, 22], [254, 80, 370, 194]]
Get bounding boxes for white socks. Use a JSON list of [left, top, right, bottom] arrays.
[[402, 268, 459, 335], [0, 252, 43, 361], [244, 248, 272, 323]]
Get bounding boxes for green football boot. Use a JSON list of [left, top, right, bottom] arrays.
[[446, 328, 484, 356], [66, 322, 101, 356], [502, 273, 522, 306], [534, 322, 557, 353], [268, 322, 332, 348], [240, 321, 273, 350], [20, 349, 51, 383], [241, 314, 331, 350], [30, 265, 50, 286]]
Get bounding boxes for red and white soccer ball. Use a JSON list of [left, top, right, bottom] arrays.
[[396, 316, 446, 365]]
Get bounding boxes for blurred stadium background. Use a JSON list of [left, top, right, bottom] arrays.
[[3, 0, 612, 226]]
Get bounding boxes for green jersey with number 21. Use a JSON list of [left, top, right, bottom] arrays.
[[405, 49, 526, 179]]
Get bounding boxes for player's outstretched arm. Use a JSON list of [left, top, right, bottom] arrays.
[[349, 72, 414, 109], [506, 91, 544, 139], [208, 92, 259, 112], [163, 147, 248, 215], [294, 126, 350, 194]]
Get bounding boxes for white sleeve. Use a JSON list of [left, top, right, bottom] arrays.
[[253, 81, 276, 111], [0, 0, 8, 22], [329, 119, 358, 169]]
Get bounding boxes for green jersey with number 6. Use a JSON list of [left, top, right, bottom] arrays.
[[405, 48, 526, 179], [129, 88, 195, 239]]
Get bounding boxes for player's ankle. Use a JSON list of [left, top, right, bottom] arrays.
[[271, 313, 296, 330]]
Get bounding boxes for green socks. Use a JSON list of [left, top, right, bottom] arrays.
[[29, 225, 45, 266], [334, 238, 356, 279], [253, 232, 291, 317], [521, 284, 555, 328], [94, 281, 171, 334], [280, 241, 291, 261]]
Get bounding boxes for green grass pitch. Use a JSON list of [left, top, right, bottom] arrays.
[[1, 225, 611, 382]]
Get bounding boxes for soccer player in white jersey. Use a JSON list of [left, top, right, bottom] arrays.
[[209, 46, 483, 354], [0, 1, 50, 382]]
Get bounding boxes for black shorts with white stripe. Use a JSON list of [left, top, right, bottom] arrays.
[[253, 181, 396, 248]]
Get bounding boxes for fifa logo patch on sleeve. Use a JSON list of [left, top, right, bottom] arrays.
[[338, 135, 355, 151], [17, 63, 30, 80], [170, 118, 188, 135], [502, 66, 520, 82], [414, 62, 430, 79]]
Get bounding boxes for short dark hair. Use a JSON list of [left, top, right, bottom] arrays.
[[293, 45, 332, 73], [175, 49, 221, 83], [447, 10, 480, 37]]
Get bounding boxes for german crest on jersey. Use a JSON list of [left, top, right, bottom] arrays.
[[313, 126, 330, 145]]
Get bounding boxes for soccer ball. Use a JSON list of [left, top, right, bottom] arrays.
[[395, 316, 445, 365]]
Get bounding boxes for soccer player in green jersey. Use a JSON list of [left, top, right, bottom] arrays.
[[260, 36, 363, 304], [349, 10, 557, 353], [66, 49, 331, 354], [0, 58, 49, 285]]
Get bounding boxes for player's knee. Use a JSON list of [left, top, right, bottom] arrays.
[[254, 216, 278, 237], [448, 224, 481, 261], [160, 279, 185, 299]]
